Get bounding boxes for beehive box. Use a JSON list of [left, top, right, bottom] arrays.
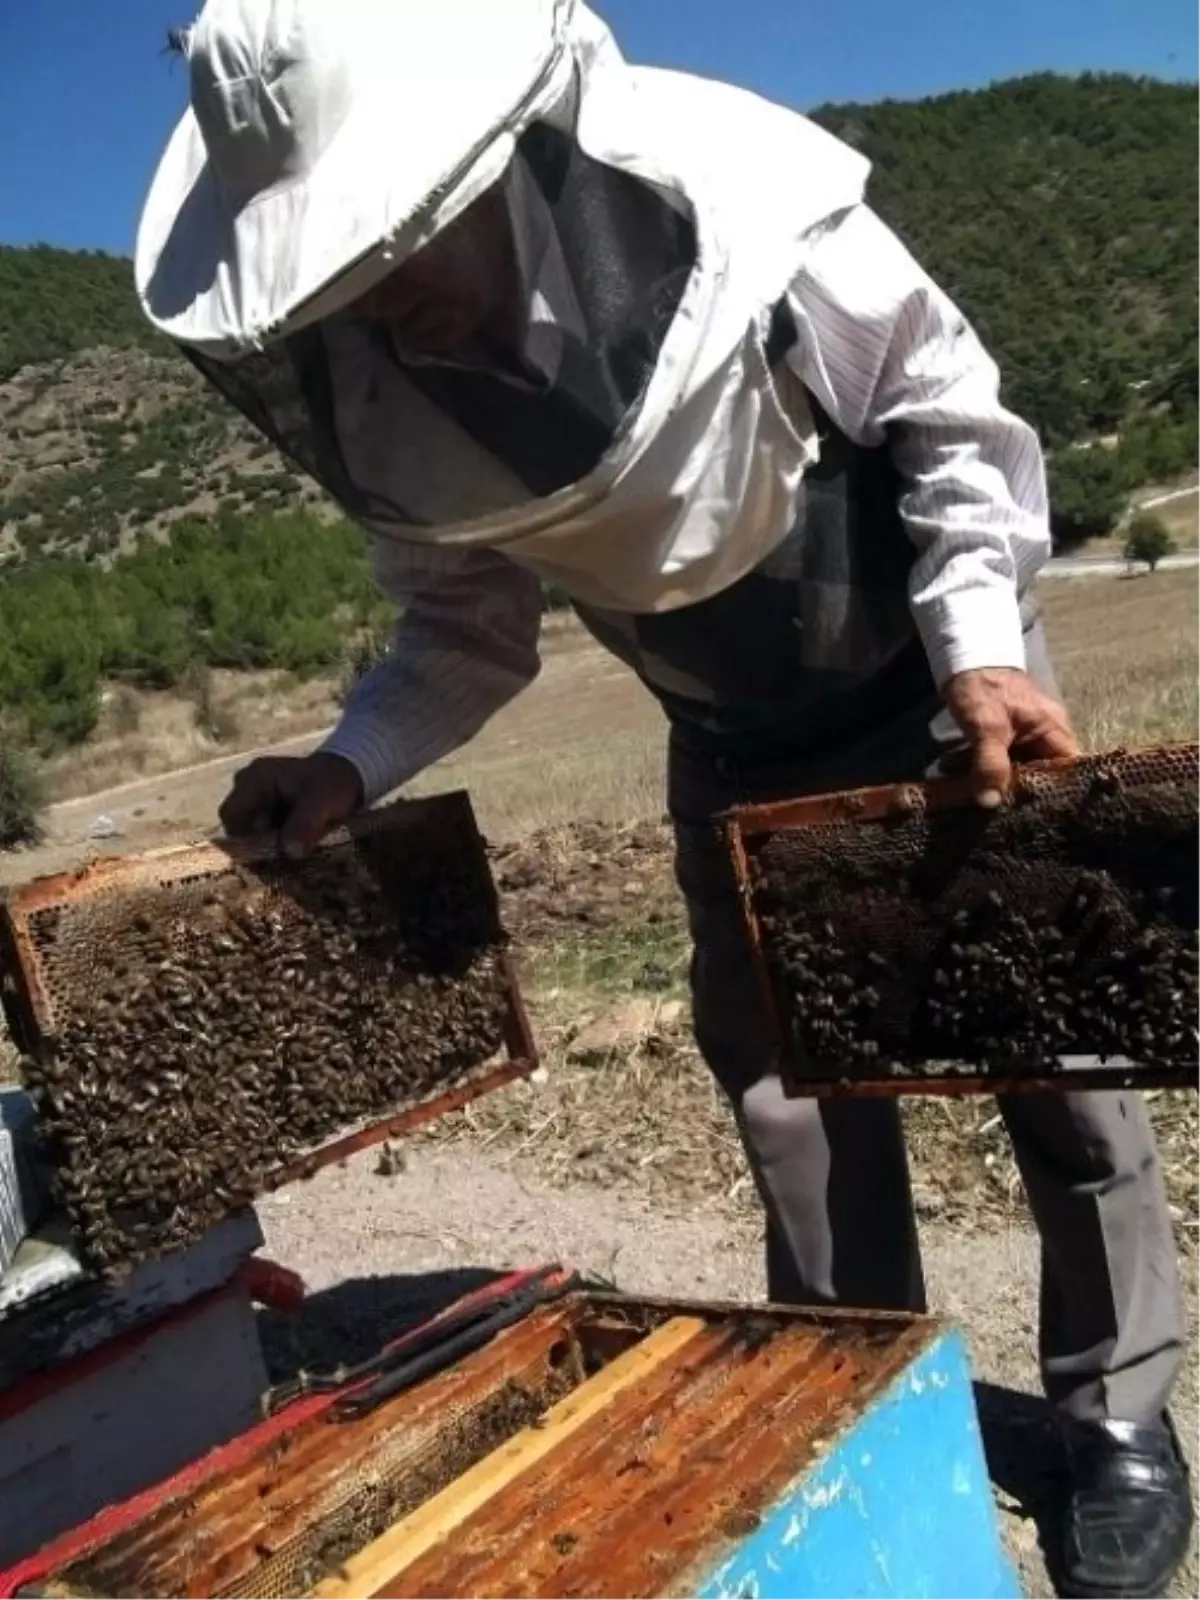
[[4, 1291, 1019, 1600], [0, 794, 536, 1274], [726, 744, 1199, 1095]]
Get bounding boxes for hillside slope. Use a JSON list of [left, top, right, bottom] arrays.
[[812, 73, 1197, 443], [0, 74, 1195, 568]]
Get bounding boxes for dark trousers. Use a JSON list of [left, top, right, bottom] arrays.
[[668, 620, 1183, 1422]]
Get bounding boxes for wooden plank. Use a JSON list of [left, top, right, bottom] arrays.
[[312, 1316, 708, 1600], [596, 1324, 930, 1599], [403, 1320, 932, 1600]]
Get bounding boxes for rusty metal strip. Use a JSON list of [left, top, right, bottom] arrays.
[[497, 949, 538, 1068], [785, 1064, 1198, 1098], [581, 1290, 927, 1338], [726, 743, 1199, 839]]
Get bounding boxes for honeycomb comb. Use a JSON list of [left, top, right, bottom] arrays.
[[0, 794, 536, 1272], [725, 745, 1199, 1096]]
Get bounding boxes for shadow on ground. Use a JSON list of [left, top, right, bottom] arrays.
[[257, 1266, 504, 1384], [975, 1380, 1063, 1586]]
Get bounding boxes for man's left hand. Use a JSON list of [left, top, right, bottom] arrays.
[[943, 667, 1079, 809]]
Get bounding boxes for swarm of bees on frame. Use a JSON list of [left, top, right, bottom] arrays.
[[20, 840, 510, 1276], [752, 763, 1199, 1079]]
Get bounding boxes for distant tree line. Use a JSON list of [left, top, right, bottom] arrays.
[[0, 245, 165, 382]]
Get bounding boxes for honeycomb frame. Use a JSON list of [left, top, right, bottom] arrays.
[[725, 744, 1199, 1097]]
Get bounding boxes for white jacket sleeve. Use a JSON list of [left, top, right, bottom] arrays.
[[319, 540, 544, 804], [785, 204, 1051, 684]]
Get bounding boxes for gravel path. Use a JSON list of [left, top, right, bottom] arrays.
[[260, 1142, 1198, 1600]]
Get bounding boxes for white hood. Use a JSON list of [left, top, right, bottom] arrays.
[[137, 0, 871, 610]]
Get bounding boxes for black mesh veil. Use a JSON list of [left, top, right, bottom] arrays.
[[187, 120, 697, 531]]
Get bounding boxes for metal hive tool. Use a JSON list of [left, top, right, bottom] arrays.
[[725, 744, 1199, 1096], [0, 793, 537, 1273]]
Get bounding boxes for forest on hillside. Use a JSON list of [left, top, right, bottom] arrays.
[[0, 246, 164, 382], [812, 72, 1197, 446], [0, 511, 389, 751], [0, 71, 1196, 766]]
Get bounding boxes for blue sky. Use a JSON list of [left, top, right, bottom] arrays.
[[1, 0, 1194, 253]]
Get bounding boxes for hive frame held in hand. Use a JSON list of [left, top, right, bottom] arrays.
[[723, 744, 1199, 1098], [0, 792, 538, 1187]]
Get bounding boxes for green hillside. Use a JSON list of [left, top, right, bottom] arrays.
[[0, 245, 164, 382], [0, 71, 1196, 759], [812, 72, 1197, 446]]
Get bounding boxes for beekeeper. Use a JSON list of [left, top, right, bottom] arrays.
[[136, 4, 1190, 1591]]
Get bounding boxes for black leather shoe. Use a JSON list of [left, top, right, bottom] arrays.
[[1053, 1415, 1194, 1598]]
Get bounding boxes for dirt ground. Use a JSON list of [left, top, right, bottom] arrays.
[[3, 570, 1197, 1595]]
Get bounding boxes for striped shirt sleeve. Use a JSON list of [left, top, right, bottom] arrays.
[[785, 203, 1051, 684], [318, 539, 544, 804]]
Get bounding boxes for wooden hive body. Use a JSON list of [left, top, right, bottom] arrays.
[[14, 1294, 1020, 1600]]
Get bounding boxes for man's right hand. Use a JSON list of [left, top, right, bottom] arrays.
[[218, 753, 364, 859]]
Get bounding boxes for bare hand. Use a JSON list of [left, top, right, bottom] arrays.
[[218, 753, 364, 859], [943, 668, 1079, 808]]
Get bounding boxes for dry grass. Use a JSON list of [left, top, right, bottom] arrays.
[[1155, 492, 1200, 546], [419, 941, 1198, 1240], [47, 669, 344, 800], [1041, 569, 1197, 748]]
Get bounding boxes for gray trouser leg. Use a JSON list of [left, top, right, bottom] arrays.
[[999, 1090, 1183, 1421], [676, 814, 926, 1311], [669, 616, 1184, 1420]]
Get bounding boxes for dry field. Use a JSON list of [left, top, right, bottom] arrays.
[[1042, 568, 1198, 748], [39, 567, 1200, 831]]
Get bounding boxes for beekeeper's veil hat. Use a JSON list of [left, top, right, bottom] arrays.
[[137, 0, 868, 556]]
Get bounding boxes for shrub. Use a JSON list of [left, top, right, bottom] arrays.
[[0, 737, 46, 850], [1124, 514, 1176, 573]]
